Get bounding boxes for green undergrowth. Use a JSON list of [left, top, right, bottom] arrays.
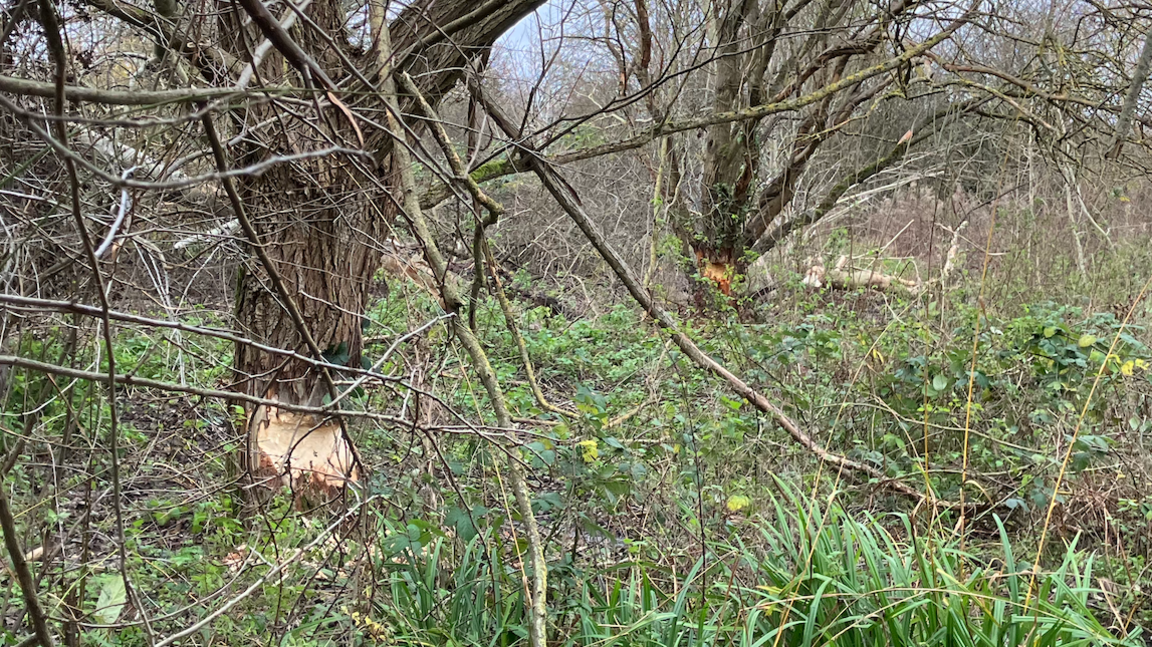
[[3, 273, 1151, 645], [47, 473, 1139, 646], [359, 478, 1140, 647], [354, 280, 1152, 633], [86, 479, 1135, 647], [368, 283, 1152, 517]]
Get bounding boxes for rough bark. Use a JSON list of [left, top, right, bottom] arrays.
[[218, 0, 544, 499], [221, 0, 374, 499]]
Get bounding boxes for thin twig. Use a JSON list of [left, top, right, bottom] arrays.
[[152, 498, 371, 647], [0, 485, 53, 647], [398, 71, 576, 419], [36, 0, 147, 640], [370, 14, 548, 645], [475, 81, 939, 504]]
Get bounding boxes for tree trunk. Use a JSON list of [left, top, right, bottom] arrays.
[[221, 0, 544, 502], [232, 159, 379, 502], [684, 0, 760, 298], [670, 0, 924, 301]]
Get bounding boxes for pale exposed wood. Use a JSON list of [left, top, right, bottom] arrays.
[[249, 404, 358, 502], [802, 264, 920, 292]]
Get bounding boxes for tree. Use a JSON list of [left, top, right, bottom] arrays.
[[638, 0, 972, 296], [451, 0, 1152, 300], [427, 0, 978, 299], [83, 0, 547, 496]]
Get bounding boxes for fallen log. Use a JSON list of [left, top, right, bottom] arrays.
[[802, 256, 921, 293]]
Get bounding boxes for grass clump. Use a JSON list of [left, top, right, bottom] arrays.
[[365, 479, 1136, 647]]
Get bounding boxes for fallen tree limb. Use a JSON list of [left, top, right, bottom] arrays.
[[802, 257, 921, 293]]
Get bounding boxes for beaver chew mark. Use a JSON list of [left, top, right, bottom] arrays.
[[252, 405, 358, 499], [701, 261, 732, 295]]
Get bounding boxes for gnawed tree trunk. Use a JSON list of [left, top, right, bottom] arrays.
[[673, 0, 840, 298], [230, 158, 378, 502], [218, 0, 544, 502], [663, 0, 927, 301], [681, 0, 761, 298], [220, 0, 376, 502]]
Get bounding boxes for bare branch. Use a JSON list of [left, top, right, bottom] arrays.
[[475, 81, 935, 504]]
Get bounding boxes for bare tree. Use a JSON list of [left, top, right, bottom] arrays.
[[444, 0, 1152, 299]]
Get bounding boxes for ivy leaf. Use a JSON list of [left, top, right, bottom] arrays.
[[322, 341, 350, 366], [931, 374, 948, 391], [1004, 497, 1028, 512], [444, 505, 487, 542], [1077, 333, 1096, 348], [532, 492, 565, 514]]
